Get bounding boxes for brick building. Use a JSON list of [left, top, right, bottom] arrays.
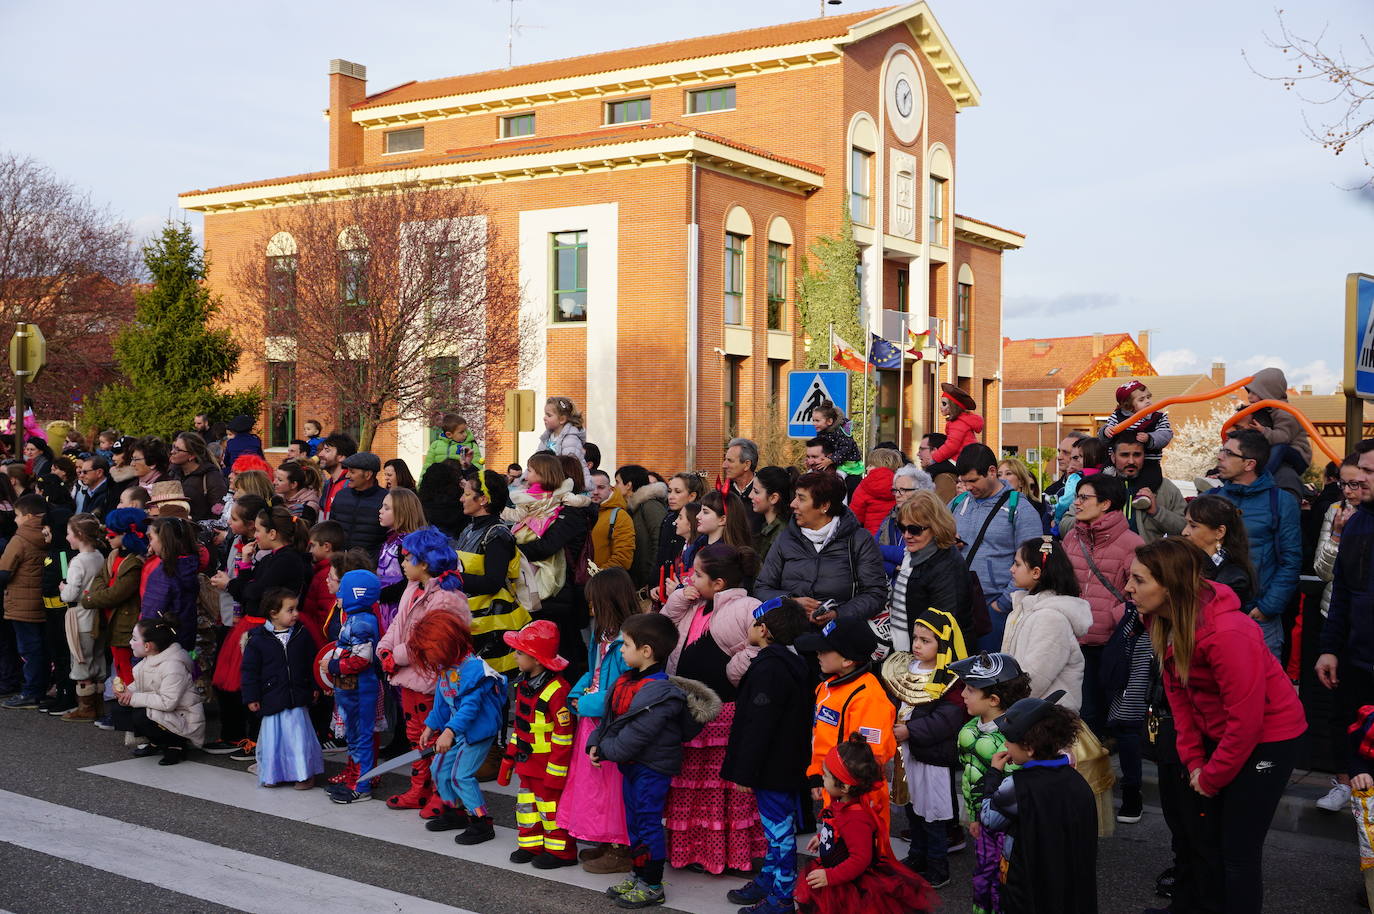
[[179, 3, 1022, 470]]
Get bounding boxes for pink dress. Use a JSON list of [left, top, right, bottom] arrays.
[[556, 640, 628, 844]]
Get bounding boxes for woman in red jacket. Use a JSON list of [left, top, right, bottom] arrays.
[[928, 384, 984, 465], [1126, 538, 1306, 914]]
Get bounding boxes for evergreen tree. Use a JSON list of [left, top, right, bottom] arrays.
[[86, 222, 259, 439], [796, 208, 876, 450]]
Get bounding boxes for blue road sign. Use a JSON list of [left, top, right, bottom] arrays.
[[1347, 273, 1374, 400], [787, 370, 849, 438]]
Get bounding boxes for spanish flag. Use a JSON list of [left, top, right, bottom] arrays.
[[831, 330, 867, 372], [907, 327, 932, 355]]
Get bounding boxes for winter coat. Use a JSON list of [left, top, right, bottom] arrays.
[[720, 644, 812, 792], [1104, 471, 1187, 545], [755, 516, 784, 565], [377, 578, 472, 693], [588, 671, 719, 777], [1163, 582, 1307, 795], [661, 586, 760, 687], [753, 509, 887, 622], [424, 654, 507, 743], [848, 467, 895, 535], [656, 507, 683, 571], [1319, 500, 1374, 671], [240, 621, 318, 716], [900, 685, 968, 769], [284, 486, 320, 524], [1314, 500, 1349, 619], [226, 546, 311, 618], [60, 549, 106, 606], [808, 667, 897, 784], [0, 524, 46, 623], [930, 411, 985, 464], [569, 632, 628, 720], [171, 463, 228, 522], [128, 643, 205, 746], [538, 423, 586, 462], [424, 429, 482, 470], [1001, 590, 1093, 711], [1245, 367, 1312, 464], [329, 482, 388, 555], [1210, 471, 1302, 621], [876, 508, 906, 577], [82, 548, 145, 645], [589, 488, 635, 571], [892, 544, 972, 650], [73, 480, 115, 523], [1063, 510, 1142, 646], [139, 552, 201, 650], [626, 482, 668, 588], [515, 504, 588, 625], [221, 433, 265, 480], [951, 482, 1045, 623]]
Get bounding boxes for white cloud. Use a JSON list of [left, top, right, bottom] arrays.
[[1230, 355, 1343, 395], [1151, 348, 1202, 375]]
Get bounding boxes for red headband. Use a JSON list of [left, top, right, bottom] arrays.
[[824, 746, 862, 787]]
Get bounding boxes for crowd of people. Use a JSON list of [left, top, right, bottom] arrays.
[[0, 367, 1369, 914]]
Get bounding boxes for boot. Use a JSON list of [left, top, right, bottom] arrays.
[[386, 784, 427, 810], [329, 760, 359, 786], [582, 843, 633, 875], [62, 684, 99, 722], [579, 843, 609, 863], [425, 803, 471, 832], [454, 815, 495, 845], [419, 790, 445, 820], [476, 742, 504, 782]]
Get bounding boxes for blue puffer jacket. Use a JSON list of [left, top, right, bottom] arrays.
[[1210, 472, 1301, 621], [569, 633, 627, 720], [1319, 500, 1374, 672], [425, 654, 507, 743], [139, 553, 201, 651], [221, 433, 264, 479]]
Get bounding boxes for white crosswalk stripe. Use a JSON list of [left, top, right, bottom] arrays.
[[0, 788, 478, 914], [82, 759, 746, 914]]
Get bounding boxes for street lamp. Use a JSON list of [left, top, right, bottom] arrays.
[[820, 0, 841, 14]]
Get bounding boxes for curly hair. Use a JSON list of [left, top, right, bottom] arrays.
[[408, 610, 474, 673], [401, 527, 462, 590], [1016, 704, 1083, 759]]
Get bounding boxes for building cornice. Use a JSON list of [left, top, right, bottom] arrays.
[[953, 214, 1024, 251], [839, 2, 980, 109]]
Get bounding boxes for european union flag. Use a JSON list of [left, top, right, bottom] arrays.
[[869, 333, 902, 370]]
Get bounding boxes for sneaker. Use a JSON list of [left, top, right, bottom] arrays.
[[159, 747, 186, 767], [1117, 787, 1144, 824], [741, 899, 795, 914], [615, 880, 666, 909], [605, 877, 638, 898], [945, 823, 966, 854], [229, 739, 258, 761], [531, 854, 578, 870], [131, 744, 159, 758], [46, 699, 78, 716], [2, 694, 39, 710], [320, 738, 348, 755], [919, 863, 950, 889], [93, 714, 115, 731], [328, 785, 373, 804], [1316, 778, 1353, 812], [202, 739, 239, 754], [1155, 866, 1176, 899], [727, 880, 768, 906]]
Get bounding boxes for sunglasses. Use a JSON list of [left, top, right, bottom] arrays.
[[898, 523, 929, 536]]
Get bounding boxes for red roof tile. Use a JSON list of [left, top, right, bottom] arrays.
[[1002, 333, 1155, 398], [355, 8, 890, 110], [181, 122, 824, 198]]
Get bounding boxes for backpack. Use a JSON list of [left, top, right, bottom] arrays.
[[480, 523, 542, 614]]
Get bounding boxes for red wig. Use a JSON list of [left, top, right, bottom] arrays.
[[408, 611, 474, 673], [232, 454, 273, 475]]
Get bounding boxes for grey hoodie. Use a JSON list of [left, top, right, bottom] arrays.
[[1244, 367, 1311, 463], [950, 482, 1046, 644]]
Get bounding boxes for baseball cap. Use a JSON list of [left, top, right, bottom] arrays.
[[949, 652, 1024, 689], [794, 616, 877, 663], [994, 690, 1066, 743]]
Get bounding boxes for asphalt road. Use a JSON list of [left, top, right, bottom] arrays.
[[0, 706, 1364, 914]]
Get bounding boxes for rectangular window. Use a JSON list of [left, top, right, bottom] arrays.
[[956, 281, 972, 353], [268, 361, 297, 449], [724, 233, 746, 325], [428, 356, 463, 423], [929, 176, 946, 243], [384, 127, 424, 154], [766, 242, 787, 331], [267, 254, 297, 311], [767, 359, 783, 408], [1029, 407, 1045, 423], [896, 268, 909, 313], [502, 113, 535, 138], [339, 248, 368, 307], [551, 231, 588, 322], [687, 85, 735, 114], [338, 362, 365, 444], [850, 148, 872, 224], [724, 356, 743, 438], [606, 97, 651, 124]]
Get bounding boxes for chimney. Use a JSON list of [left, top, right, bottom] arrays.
[[328, 59, 368, 170], [1137, 330, 1150, 360], [1300, 384, 1313, 396], [1091, 332, 1104, 358], [1211, 361, 1226, 387]]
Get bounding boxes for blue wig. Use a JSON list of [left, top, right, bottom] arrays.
[[401, 526, 463, 591], [103, 507, 149, 556]]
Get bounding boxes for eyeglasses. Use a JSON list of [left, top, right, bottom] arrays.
[[170, 446, 190, 455], [1216, 448, 1245, 460], [891, 486, 917, 495], [130, 456, 147, 464], [1072, 493, 1099, 503], [1340, 479, 1368, 490], [898, 523, 929, 536]]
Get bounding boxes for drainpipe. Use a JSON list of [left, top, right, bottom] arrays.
[[686, 146, 700, 472]]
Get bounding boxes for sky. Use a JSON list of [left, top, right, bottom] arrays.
[[2, 0, 1369, 394]]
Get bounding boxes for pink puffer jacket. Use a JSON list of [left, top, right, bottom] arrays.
[[1064, 510, 1142, 646], [377, 578, 472, 693]]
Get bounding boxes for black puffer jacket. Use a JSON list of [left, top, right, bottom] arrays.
[[899, 545, 973, 644], [720, 644, 812, 792], [752, 509, 887, 622], [240, 621, 318, 716], [900, 684, 968, 768], [330, 483, 387, 555]]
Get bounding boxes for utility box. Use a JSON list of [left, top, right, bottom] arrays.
[[505, 388, 536, 433]]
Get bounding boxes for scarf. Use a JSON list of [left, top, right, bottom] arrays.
[[799, 516, 839, 552]]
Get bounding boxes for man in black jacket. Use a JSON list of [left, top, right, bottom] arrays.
[[74, 456, 116, 520], [331, 452, 387, 555]]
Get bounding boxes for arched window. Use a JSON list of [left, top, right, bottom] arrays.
[[265, 232, 297, 312], [337, 226, 369, 307], [724, 207, 753, 326], [848, 114, 878, 225], [927, 145, 952, 245], [956, 262, 974, 354], [766, 217, 793, 331]]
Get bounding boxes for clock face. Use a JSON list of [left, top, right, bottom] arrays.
[[895, 77, 913, 118]]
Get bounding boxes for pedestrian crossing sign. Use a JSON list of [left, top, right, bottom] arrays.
[[1345, 273, 1374, 400], [787, 370, 849, 438]]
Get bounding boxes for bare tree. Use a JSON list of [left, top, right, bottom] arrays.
[[1249, 12, 1374, 185], [229, 178, 529, 450], [0, 153, 138, 417]]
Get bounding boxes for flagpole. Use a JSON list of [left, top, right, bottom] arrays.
[[827, 322, 834, 370], [862, 329, 871, 452], [897, 319, 906, 451]]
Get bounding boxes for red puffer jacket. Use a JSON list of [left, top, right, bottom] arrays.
[[848, 466, 896, 535], [930, 411, 985, 464], [1164, 582, 1307, 795], [1064, 510, 1142, 646]]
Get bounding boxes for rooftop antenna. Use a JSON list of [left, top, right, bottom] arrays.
[[820, 0, 842, 15], [499, 0, 543, 68]]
